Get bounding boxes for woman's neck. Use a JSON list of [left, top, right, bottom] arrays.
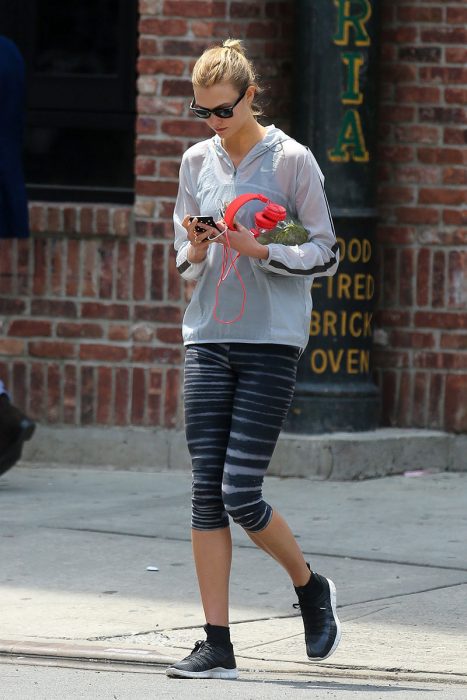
[[221, 119, 268, 168]]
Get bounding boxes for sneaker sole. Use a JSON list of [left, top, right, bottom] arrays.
[[166, 666, 238, 680], [307, 577, 342, 662]]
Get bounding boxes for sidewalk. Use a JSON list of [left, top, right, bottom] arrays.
[[0, 465, 466, 688]]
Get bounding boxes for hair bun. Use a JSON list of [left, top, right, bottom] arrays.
[[222, 38, 246, 56]]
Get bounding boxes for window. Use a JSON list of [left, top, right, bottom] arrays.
[[2, 0, 137, 203]]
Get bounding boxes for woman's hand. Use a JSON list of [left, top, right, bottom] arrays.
[[213, 220, 269, 260], [183, 215, 217, 264]]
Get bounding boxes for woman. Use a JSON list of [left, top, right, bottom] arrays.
[[167, 39, 340, 680]]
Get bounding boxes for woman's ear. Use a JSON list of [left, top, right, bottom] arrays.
[[246, 85, 256, 107]]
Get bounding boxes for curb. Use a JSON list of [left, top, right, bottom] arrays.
[[1, 639, 466, 686], [20, 425, 466, 480]]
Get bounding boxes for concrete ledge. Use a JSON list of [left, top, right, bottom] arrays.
[[19, 425, 465, 480]]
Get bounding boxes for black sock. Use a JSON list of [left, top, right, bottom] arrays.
[[295, 571, 323, 597], [204, 623, 231, 648]]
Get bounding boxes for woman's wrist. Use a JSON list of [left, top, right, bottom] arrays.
[[187, 243, 207, 264], [255, 243, 269, 260]]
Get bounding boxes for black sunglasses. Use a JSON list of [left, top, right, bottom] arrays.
[[189, 90, 247, 119]]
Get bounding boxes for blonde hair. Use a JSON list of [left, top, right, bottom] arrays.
[[192, 39, 263, 116]]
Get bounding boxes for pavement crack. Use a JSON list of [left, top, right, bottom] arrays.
[[44, 526, 467, 573]]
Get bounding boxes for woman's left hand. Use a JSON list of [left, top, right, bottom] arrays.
[[213, 220, 269, 260]]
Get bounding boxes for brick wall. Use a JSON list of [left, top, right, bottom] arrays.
[[373, 1, 467, 432], [0, 0, 465, 433]]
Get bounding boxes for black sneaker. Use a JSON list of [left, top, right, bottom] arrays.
[[166, 639, 238, 679], [294, 570, 341, 661]]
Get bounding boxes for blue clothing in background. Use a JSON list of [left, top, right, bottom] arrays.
[[0, 35, 29, 239]]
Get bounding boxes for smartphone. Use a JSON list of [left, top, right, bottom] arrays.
[[189, 215, 221, 233]]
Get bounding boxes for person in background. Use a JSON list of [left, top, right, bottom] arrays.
[[166, 39, 341, 680], [0, 36, 34, 475]]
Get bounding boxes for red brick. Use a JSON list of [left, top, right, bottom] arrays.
[[161, 78, 194, 96], [441, 333, 467, 350], [29, 362, 46, 419], [108, 325, 130, 342], [80, 366, 95, 425], [96, 367, 113, 425], [417, 249, 430, 306], [57, 322, 103, 339], [446, 47, 467, 64], [32, 239, 47, 295], [397, 370, 413, 426], [66, 239, 80, 297], [0, 243, 13, 294], [29, 341, 75, 359], [446, 7, 467, 24], [395, 86, 440, 104], [31, 300, 77, 318], [147, 369, 162, 425], [132, 346, 182, 363], [394, 125, 439, 145], [421, 28, 467, 44], [0, 299, 26, 315], [448, 251, 467, 309], [390, 330, 435, 349], [395, 207, 440, 225], [164, 367, 180, 428], [397, 6, 442, 22], [136, 157, 157, 176], [80, 207, 94, 235], [81, 303, 129, 320], [47, 364, 61, 423], [445, 375, 467, 432], [156, 327, 183, 343], [96, 208, 110, 235], [428, 372, 443, 428], [137, 97, 184, 116], [372, 349, 410, 369], [139, 18, 187, 35], [415, 352, 467, 371], [443, 209, 466, 225], [133, 242, 148, 301], [136, 180, 179, 197], [137, 57, 185, 75], [116, 242, 130, 300], [379, 370, 397, 426], [231, 1, 261, 17], [419, 188, 466, 205], [413, 372, 428, 427], [443, 168, 466, 185], [420, 107, 464, 124], [99, 241, 115, 299], [395, 165, 440, 185], [445, 88, 467, 105], [420, 67, 467, 84], [112, 209, 131, 237], [29, 205, 47, 233], [417, 147, 463, 165], [136, 117, 157, 135], [80, 344, 128, 362], [161, 120, 209, 137], [63, 364, 77, 424], [12, 362, 26, 412], [63, 207, 78, 234], [114, 368, 130, 426], [168, 247, 182, 301], [150, 243, 165, 301], [432, 251, 446, 308], [444, 127, 466, 146], [47, 207, 62, 233], [136, 138, 184, 156], [8, 320, 51, 337], [159, 160, 181, 178], [376, 226, 415, 245], [163, 1, 226, 18], [415, 311, 466, 330], [131, 367, 146, 425], [0, 338, 25, 355], [399, 249, 415, 306], [138, 37, 157, 55], [381, 247, 398, 306]]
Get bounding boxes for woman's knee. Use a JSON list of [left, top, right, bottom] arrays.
[[222, 491, 272, 533]]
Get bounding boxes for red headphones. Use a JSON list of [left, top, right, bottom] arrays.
[[223, 193, 287, 237]]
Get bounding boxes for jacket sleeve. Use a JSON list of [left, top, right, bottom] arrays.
[[254, 149, 339, 278], [173, 154, 207, 281]]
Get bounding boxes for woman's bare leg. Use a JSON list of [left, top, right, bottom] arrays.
[[192, 527, 232, 627], [246, 510, 311, 587]]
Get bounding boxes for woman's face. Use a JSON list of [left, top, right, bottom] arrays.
[[192, 81, 255, 139]]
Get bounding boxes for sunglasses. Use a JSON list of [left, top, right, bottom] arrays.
[[189, 89, 247, 119]]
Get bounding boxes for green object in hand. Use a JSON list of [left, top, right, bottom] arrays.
[[257, 220, 309, 246]]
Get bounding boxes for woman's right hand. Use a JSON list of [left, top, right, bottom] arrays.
[[183, 215, 212, 264]]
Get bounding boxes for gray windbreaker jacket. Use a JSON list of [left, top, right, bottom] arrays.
[[174, 125, 339, 350]]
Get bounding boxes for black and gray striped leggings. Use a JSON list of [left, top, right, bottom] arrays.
[[184, 343, 299, 533]]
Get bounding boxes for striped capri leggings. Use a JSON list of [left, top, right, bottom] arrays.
[[184, 343, 299, 533]]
